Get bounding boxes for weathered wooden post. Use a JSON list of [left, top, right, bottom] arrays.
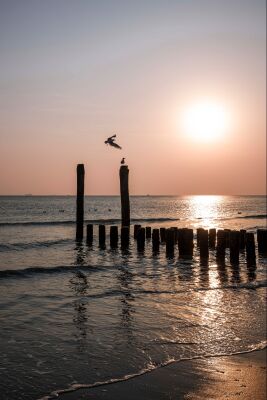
[[229, 230, 240, 265], [160, 227, 166, 243], [185, 228, 194, 258], [145, 226, 152, 239], [199, 229, 209, 260], [152, 228, 160, 252], [257, 229, 267, 254], [110, 226, 118, 248], [177, 228, 191, 258], [99, 224, 106, 247], [246, 232, 256, 266], [120, 165, 130, 227], [209, 228, 216, 248], [137, 227, 145, 251], [197, 228, 204, 247], [76, 164, 85, 241], [134, 224, 141, 239], [239, 229, 246, 250], [177, 228, 185, 257], [86, 224, 93, 245], [121, 226, 130, 249], [224, 229, 231, 248], [166, 228, 175, 257], [216, 229, 226, 262]]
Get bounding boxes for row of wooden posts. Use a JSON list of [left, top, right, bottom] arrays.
[[75, 163, 266, 265], [84, 223, 267, 266]]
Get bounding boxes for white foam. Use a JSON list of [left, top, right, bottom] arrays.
[[38, 341, 267, 400]]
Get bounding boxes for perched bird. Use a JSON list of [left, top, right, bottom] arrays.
[[121, 158, 125, 164], [104, 134, 122, 149]]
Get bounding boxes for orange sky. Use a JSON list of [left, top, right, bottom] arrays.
[[0, 0, 266, 195]]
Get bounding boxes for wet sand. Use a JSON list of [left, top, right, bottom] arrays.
[[60, 349, 266, 400]]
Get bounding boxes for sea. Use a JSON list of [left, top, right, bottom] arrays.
[[0, 195, 266, 400]]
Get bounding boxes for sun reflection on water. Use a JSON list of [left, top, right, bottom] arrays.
[[188, 195, 226, 229]]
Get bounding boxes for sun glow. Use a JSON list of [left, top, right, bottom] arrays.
[[181, 101, 229, 142]]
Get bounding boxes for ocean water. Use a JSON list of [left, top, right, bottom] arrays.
[[0, 195, 266, 400]]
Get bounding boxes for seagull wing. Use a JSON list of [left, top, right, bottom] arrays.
[[106, 134, 116, 141], [110, 142, 122, 149]]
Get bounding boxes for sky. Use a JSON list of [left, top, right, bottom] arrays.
[[0, 0, 266, 195]]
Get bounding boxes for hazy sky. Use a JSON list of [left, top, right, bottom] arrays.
[[0, 0, 266, 195]]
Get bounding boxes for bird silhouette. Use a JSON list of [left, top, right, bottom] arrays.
[[121, 158, 125, 164], [104, 134, 122, 149]]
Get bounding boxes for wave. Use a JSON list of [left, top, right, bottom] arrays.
[[1, 214, 266, 227], [217, 214, 267, 221], [0, 217, 180, 227], [0, 265, 106, 279], [0, 265, 266, 292], [193, 214, 266, 221], [235, 214, 267, 220], [0, 238, 72, 252], [38, 340, 267, 400]]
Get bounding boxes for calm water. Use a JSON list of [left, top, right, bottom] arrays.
[[0, 196, 266, 399]]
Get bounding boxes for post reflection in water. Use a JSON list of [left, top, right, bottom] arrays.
[[118, 266, 135, 330], [216, 263, 229, 285], [230, 264, 241, 284], [74, 241, 87, 266], [70, 242, 90, 352], [177, 259, 195, 283], [247, 265, 257, 282], [199, 262, 210, 286], [109, 246, 136, 343]]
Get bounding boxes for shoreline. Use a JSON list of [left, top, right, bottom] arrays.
[[56, 348, 266, 400]]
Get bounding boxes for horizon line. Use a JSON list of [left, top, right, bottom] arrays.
[[0, 194, 266, 197]]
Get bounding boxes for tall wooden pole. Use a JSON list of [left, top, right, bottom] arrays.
[[76, 164, 85, 241], [120, 165, 130, 227]]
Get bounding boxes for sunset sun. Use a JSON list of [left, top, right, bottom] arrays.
[[182, 101, 229, 142]]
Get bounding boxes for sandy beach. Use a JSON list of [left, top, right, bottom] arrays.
[[60, 349, 266, 400]]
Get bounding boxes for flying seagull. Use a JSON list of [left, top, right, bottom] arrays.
[[121, 158, 125, 164], [104, 134, 122, 149]]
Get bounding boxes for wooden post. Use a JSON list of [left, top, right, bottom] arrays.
[[121, 226, 130, 249], [216, 229, 226, 262], [197, 228, 204, 247], [99, 224, 106, 247], [110, 226, 118, 248], [178, 228, 185, 257], [160, 227, 166, 243], [229, 230, 240, 265], [134, 224, 141, 239], [224, 229, 231, 248], [120, 165, 130, 227], [246, 232, 256, 266], [178, 228, 193, 258], [152, 228, 160, 252], [209, 228, 216, 248], [145, 226, 152, 239], [185, 228, 194, 258], [166, 228, 175, 257], [257, 229, 267, 254], [76, 164, 85, 241], [239, 229, 246, 250], [199, 229, 209, 260], [86, 224, 93, 245], [137, 227, 145, 251]]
